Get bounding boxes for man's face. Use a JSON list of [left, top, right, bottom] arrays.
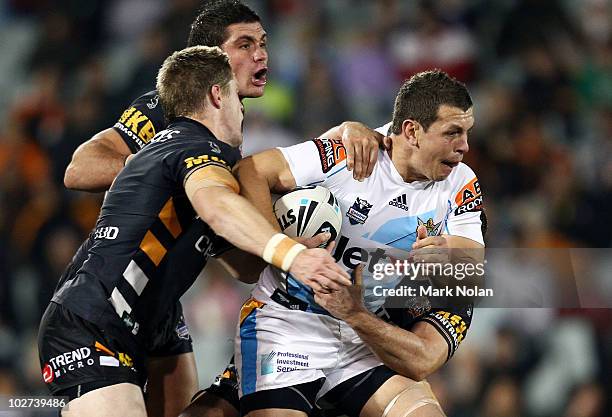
[[414, 105, 474, 181], [221, 78, 245, 146], [221, 22, 268, 99]]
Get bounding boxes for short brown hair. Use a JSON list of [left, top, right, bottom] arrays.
[[156, 46, 233, 120], [390, 70, 472, 134]]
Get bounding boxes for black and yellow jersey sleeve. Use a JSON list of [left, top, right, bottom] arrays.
[[416, 303, 473, 361], [381, 299, 473, 362], [113, 90, 166, 153], [169, 138, 234, 186]]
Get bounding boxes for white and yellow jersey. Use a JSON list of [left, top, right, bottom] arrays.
[[252, 125, 484, 314]]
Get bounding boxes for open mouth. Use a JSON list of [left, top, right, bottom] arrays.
[[252, 68, 268, 86]]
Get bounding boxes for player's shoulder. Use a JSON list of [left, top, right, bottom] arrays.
[[448, 162, 478, 185], [151, 118, 240, 165], [130, 89, 161, 108], [114, 89, 164, 152], [448, 162, 482, 209]]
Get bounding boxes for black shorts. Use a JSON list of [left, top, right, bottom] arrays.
[[198, 357, 240, 411], [238, 365, 395, 417], [38, 302, 144, 398], [319, 365, 396, 417], [147, 301, 193, 357], [241, 378, 325, 416]]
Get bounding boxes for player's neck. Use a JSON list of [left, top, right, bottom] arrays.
[[387, 136, 428, 183], [188, 113, 242, 147]]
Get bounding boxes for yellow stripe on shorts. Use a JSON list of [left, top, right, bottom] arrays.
[[239, 298, 265, 326]]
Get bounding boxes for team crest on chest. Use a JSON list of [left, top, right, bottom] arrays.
[[347, 197, 373, 225], [417, 217, 443, 236]]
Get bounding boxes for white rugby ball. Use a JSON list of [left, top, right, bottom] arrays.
[[274, 186, 342, 245]]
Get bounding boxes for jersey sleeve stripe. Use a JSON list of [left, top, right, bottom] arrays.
[[159, 198, 182, 238], [123, 260, 149, 296], [140, 230, 167, 266]]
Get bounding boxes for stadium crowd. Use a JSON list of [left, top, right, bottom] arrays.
[[0, 0, 609, 416]]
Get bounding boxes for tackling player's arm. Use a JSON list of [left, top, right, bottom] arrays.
[[217, 148, 335, 284], [210, 149, 293, 283], [346, 311, 448, 382], [184, 164, 350, 292], [236, 122, 384, 195], [233, 148, 297, 226], [64, 128, 132, 192], [215, 232, 332, 284], [64, 91, 164, 192], [314, 267, 450, 382]]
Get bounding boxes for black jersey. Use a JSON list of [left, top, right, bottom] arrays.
[[113, 90, 165, 153], [54, 117, 241, 344]]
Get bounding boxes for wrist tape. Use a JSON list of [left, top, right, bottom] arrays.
[[263, 233, 306, 272]]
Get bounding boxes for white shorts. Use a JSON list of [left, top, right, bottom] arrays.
[[235, 297, 382, 400]]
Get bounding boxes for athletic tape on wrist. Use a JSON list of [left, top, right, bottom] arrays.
[[263, 233, 306, 272]]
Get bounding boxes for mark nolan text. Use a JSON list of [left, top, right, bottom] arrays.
[[373, 285, 493, 297]]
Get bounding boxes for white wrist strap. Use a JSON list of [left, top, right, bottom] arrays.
[[263, 233, 306, 272]]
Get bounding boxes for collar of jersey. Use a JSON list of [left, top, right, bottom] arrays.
[[382, 149, 433, 189], [169, 116, 218, 135], [170, 117, 219, 141]]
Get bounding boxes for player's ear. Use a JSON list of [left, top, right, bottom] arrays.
[[209, 84, 223, 109], [402, 119, 419, 146]]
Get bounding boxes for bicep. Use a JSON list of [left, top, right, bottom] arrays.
[[235, 148, 297, 193], [93, 128, 133, 156]]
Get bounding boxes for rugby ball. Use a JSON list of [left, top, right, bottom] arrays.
[[274, 186, 342, 246]]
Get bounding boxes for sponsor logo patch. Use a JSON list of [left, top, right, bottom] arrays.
[[405, 297, 432, 318], [184, 154, 228, 169], [41, 343, 136, 384], [455, 195, 483, 215], [94, 226, 119, 240], [417, 217, 443, 236], [313, 138, 346, 173], [175, 319, 191, 341], [147, 95, 160, 109], [389, 194, 409, 211], [42, 363, 54, 383], [429, 311, 468, 351], [454, 177, 482, 215], [117, 107, 156, 143], [260, 351, 277, 376], [347, 197, 372, 225], [43, 346, 95, 382], [208, 141, 221, 154], [259, 350, 310, 375]]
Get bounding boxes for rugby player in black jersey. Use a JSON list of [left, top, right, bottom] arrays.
[[58, 2, 383, 417], [38, 46, 352, 417]]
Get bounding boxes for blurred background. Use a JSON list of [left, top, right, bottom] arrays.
[[0, 0, 610, 416]]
